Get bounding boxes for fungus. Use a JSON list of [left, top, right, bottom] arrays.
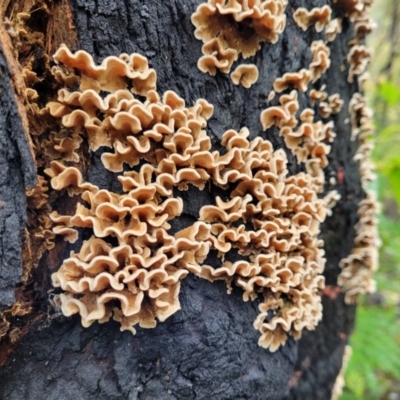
[[328, 94, 344, 114], [260, 106, 291, 129], [273, 69, 311, 92], [44, 161, 98, 196], [191, 0, 287, 74], [357, 71, 369, 90], [198, 38, 238, 75], [47, 49, 215, 172], [25, 175, 49, 209], [349, 92, 375, 186], [261, 94, 335, 184], [326, 18, 343, 42], [347, 45, 372, 83], [268, 90, 276, 102], [48, 45, 330, 352], [354, 16, 376, 40], [53, 44, 157, 95], [333, 0, 371, 22], [338, 192, 379, 304], [319, 102, 333, 119], [310, 41, 331, 83], [300, 109, 315, 123], [0, 317, 10, 340], [310, 89, 328, 106], [192, 128, 327, 350], [230, 64, 259, 88], [324, 190, 341, 217], [43, 131, 83, 163], [293, 5, 332, 32]]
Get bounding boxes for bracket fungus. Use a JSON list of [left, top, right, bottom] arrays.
[[52, 44, 157, 95], [273, 69, 311, 93], [191, 0, 287, 78], [333, 0, 372, 22], [46, 45, 330, 352], [338, 90, 379, 302], [310, 88, 328, 106], [349, 92, 375, 185], [261, 91, 335, 189], [310, 41, 331, 83], [326, 18, 343, 42], [347, 45, 372, 83], [230, 64, 259, 88], [293, 5, 332, 32], [338, 193, 380, 304]]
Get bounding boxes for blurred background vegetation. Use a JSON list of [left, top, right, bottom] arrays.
[[340, 1, 400, 399]]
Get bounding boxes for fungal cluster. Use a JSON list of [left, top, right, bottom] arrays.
[[337, 92, 379, 303], [334, 0, 379, 304], [45, 45, 329, 351], [6, 0, 377, 360], [335, 0, 374, 83], [259, 34, 340, 194], [261, 90, 336, 187], [293, 5, 331, 32], [265, 0, 378, 309], [191, 0, 288, 86], [338, 192, 379, 303]]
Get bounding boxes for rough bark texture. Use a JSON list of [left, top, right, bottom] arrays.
[[0, 0, 362, 398], [0, 45, 36, 311]]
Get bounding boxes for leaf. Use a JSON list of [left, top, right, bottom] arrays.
[[378, 81, 400, 105], [387, 167, 400, 207], [345, 369, 366, 398], [376, 124, 400, 141]]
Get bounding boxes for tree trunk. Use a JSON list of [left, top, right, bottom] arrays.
[[0, 0, 365, 399]]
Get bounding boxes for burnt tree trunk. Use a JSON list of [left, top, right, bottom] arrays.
[[0, 0, 362, 399]]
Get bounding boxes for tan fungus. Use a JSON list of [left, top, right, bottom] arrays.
[[230, 64, 259, 88], [53, 44, 157, 95], [310, 89, 328, 106], [333, 0, 372, 22], [326, 18, 343, 42], [310, 41, 331, 83], [191, 0, 287, 74], [293, 5, 332, 32], [338, 192, 379, 304], [347, 45, 372, 83], [273, 69, 311, 92], [48, 45, 329, 352]]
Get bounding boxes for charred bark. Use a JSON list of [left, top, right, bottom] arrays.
[[0, 0, 362, 399]]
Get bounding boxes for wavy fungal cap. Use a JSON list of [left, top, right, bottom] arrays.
[[347, 45, 372, 83], [293, 5, 332, 32], [273, 69, 311, 93], [260, 88, 337, 186], [191, 0, 287, 77], [230, 64, 259, 88], [310, 41, 331, 83], [47, 45, 328, 352], [326, 18, 343, 42], [338, 90, 379, 303], [338, 192, 380, 304]]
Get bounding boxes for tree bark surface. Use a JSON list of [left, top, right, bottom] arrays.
[[0, 1, 362, 399]]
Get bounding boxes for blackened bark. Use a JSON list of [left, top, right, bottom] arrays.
[[0, 45, 36, 311], [0, 0, 362, 399]]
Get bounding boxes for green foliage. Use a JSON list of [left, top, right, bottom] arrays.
[[342, 98, 400, 397], [377, 81, 400, 105], [340, 2, 400, 399], [374, 126, 400, 206], [343, 305, 400, 399]]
